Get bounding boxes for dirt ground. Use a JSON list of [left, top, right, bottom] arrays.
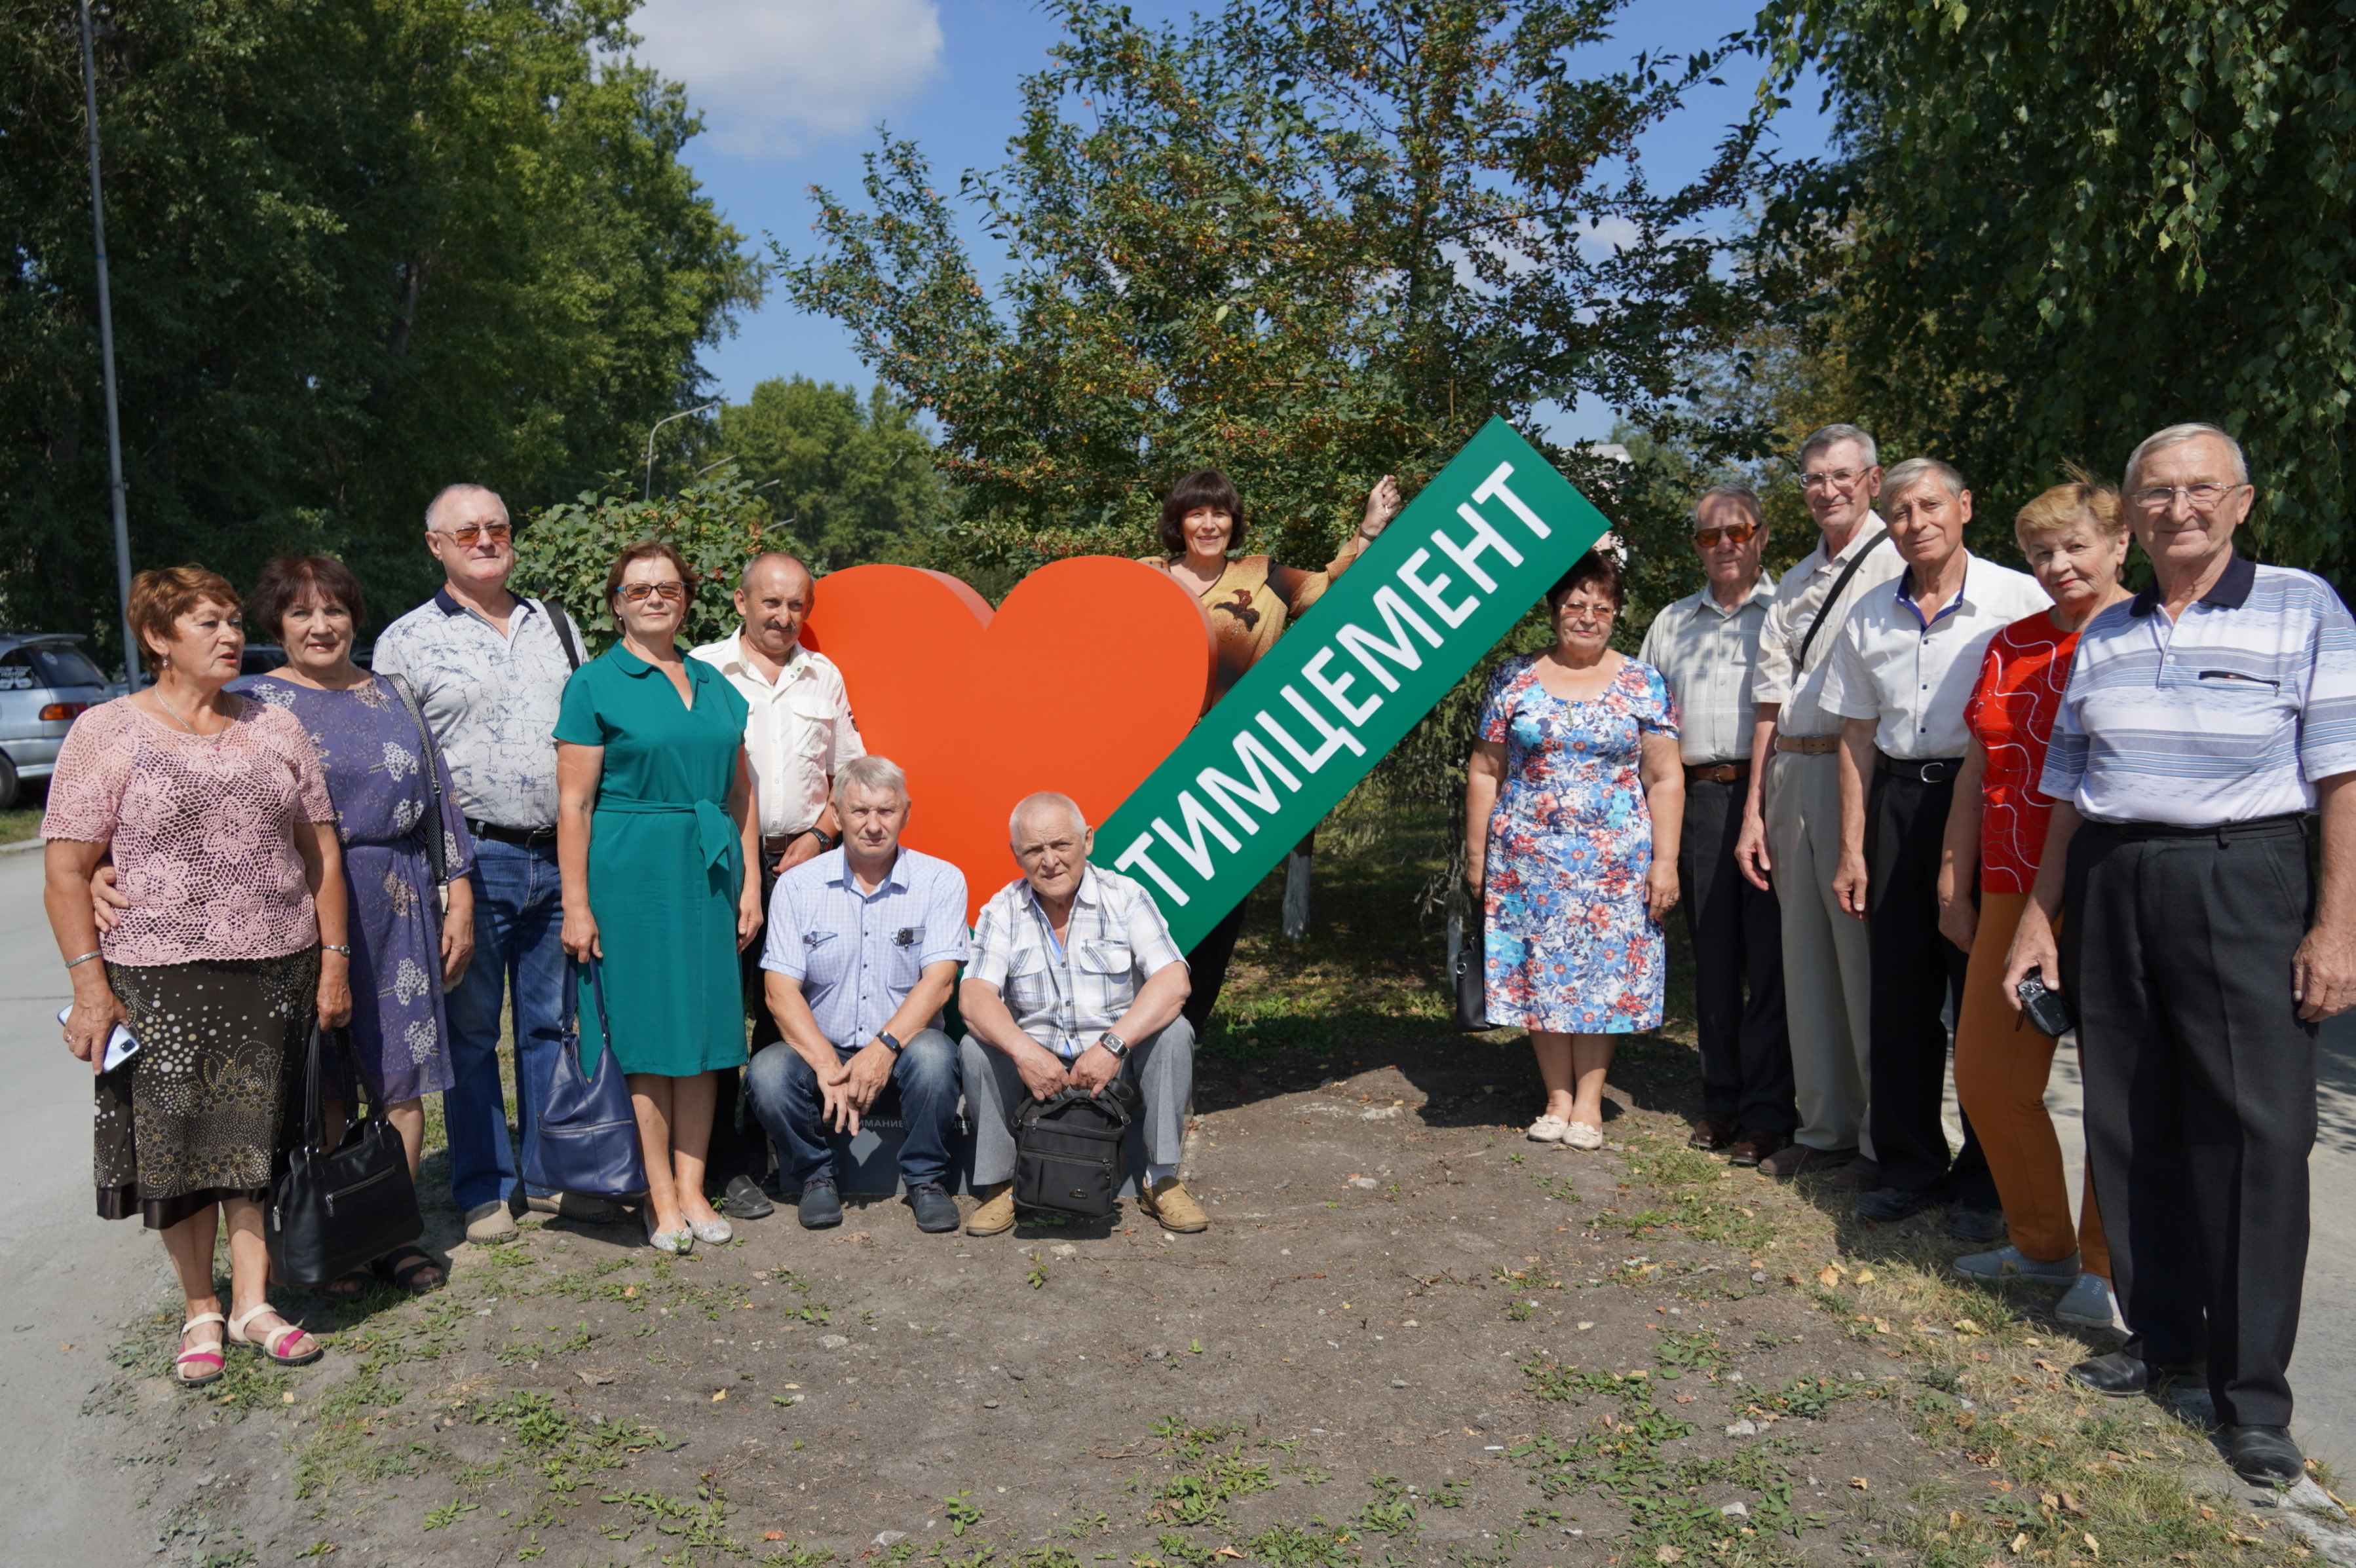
[[79, 1017, 2355, 1568]]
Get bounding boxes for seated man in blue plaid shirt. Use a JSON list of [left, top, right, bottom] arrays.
[[748, 756, 971, 1233], [959, 791, 1204, 1237]]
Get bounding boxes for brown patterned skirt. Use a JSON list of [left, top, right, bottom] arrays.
[[95, 949, 318, 1230]]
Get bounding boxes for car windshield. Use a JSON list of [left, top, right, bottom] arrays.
[[29, 644, 105, 688]]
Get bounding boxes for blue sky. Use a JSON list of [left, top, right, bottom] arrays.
[[626, 0, 1834, 443]]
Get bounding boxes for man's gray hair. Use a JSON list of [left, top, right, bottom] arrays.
[[742, 550, 812, 593], [425, 482, 506, 531], [1009, 790, 1088, 844], [1880, 457, 1967, 504], [833, 755, 907, 804], [1798, 422, 1880, 471], [1694, 483, 1764, 527], [2123, 422, 2249, 491]]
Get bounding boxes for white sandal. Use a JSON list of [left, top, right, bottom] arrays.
[[1561, 1120, 1605, 1150], [228, 1302, 323, 1366], [1526, 1115, 1570, 1144], [174, 1311, 227, 1387]]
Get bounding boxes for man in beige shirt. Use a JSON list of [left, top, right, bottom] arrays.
[[1734, 424, 1904, 1183]]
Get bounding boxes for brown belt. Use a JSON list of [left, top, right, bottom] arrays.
[[1684, 761, 1749, 783], [761, 833, 809, 855], [1774, 734, 1842, 756]]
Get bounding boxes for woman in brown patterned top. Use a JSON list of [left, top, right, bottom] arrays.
[[1141, 466, 1404, 1029]]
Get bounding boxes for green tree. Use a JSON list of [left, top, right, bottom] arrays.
[[0, 0, 761, 651], [1753, 0, 2356, 573], [781, 0, 1774, 578], [510, 476, 791, 654], [714, 376, 950, 570]]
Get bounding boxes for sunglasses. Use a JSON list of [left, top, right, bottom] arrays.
[[1694, 522, 1758, 548], [436, 523, 513, 546], [617, 580, 689, 604]]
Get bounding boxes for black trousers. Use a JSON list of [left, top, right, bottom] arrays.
[[706, 853, 785, 1190], [1181, 892, 1250, 1037], [1679, 777, 1795, 1132], [1866, 769, 1996, 1204], [2061, 815, 2317, 1428]]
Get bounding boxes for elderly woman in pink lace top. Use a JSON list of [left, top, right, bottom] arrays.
[[43, 566, 352, 1386]]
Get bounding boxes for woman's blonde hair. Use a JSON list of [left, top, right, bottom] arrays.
[[2015, 468, 2125, 550]]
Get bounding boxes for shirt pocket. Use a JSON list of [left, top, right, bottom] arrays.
[[788, 689, 838, 762], [1074, 940, 1133, 984], [887, 923, 928, 987], [799, 929, 849, 990]]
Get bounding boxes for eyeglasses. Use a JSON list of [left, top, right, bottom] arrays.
[[617, 580, 689, 604], [2131, 482, 2242, 512], [1557, 603, 1617, 625], [436, 522, 512, 546], [1694, 522, 1758, 548], [1800, 468, 1867, 491]]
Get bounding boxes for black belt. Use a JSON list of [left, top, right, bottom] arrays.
[[2084, 812, 2306, 843], [466, 817, 557, 848], [1876, 755, 1965, 785]]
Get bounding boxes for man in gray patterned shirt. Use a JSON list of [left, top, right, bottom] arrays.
[[372, 483, 613, 1242]]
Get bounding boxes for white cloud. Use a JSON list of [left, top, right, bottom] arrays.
[[628, 0, 945, 159]]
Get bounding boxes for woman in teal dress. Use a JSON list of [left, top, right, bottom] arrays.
[[556, 540, 761, 1253]]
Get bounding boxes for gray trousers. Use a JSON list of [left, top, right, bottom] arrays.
[[959, 1017, 1194, 1185], [1762, 747, 1876, 1157]]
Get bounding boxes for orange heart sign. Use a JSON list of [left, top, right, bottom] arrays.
[[799, 557, 1215, 925]]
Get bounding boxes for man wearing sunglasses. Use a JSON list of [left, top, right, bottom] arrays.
[[1639, 486, 1795, 1170], [373, 483, 613, 1243]]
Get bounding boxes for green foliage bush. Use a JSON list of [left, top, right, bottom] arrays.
[[510, 477, 797, 654]]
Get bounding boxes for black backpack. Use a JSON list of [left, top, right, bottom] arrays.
[[1010, 1081, 1140, 1220]]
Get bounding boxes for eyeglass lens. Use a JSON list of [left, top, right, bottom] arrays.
[[444, 523, 513, 544], [2133, 483, 2235, 511], [1694, 523, 1757, 547], [1800, 468, 1861, 491], [620, 582, 688, 603]]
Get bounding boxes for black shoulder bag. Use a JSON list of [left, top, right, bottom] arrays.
[[1793, 527, 1893, 674], [267, 1022, 424, 1287], [538, 599, 585, 671], [1011, 1081, 1141, 1220], [380, 672, 448, 889]]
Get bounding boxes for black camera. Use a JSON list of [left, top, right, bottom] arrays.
[[2015, 966, 2076, 1037]]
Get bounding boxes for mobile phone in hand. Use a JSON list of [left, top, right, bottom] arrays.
[[56, 1005, 140, 1072]]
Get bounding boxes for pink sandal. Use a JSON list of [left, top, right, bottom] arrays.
[[175, 1311, 227, 1387], [228, 1303, 323, 1366]]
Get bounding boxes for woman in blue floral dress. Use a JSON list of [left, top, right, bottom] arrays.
[[1466, 550, 1684, 1150]]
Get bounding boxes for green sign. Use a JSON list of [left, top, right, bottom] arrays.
[[1100, 418, 1610, 950]]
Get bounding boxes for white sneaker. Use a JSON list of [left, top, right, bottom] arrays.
[[1526, 1115, 1569, 1144], [1561, 1120, 1605, 1150], [1952, 1244, 2079, 1285], [2056, 1272, 2127, 1336]]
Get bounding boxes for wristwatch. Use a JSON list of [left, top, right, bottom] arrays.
[[877, 1030, 904, 1056], [1097, 1031, 1130, 1060], [807, 827, 839, 851]]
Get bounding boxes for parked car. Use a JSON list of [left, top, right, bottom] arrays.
[[240, 644, 288, 677], [0, 633, 111, 810]]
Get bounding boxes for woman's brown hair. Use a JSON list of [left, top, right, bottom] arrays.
[[1158, 468, 1246, 557], [249, 554, 366, 644], [1544, 550, 1627, 614], [605, 538, 696, 602], [128, 565, 240, 660]]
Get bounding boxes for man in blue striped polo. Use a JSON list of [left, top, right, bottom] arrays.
[[2004, 422, 2356, 1486], [747, 755, 970, 1233]]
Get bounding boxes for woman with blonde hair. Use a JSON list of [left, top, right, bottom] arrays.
[[1936, 477, 2128, 1331]]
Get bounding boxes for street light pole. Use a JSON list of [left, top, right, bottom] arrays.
[[77, 0, 141, 688], [643, 403, 719, 500]]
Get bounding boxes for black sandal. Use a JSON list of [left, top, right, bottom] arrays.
[[322, 1266, 374, 1301], [371, 1244, 445, 1295]]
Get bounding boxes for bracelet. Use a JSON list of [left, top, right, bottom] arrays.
[[64, 950, 102, 969], [322, 943, 352, 956]]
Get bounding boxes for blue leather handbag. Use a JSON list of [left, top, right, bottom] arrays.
[[527, 958, 649, 1199]]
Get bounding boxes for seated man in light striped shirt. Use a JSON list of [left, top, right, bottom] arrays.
[[748, 755, 970, 1234], [959, 791, 1201, 1238]]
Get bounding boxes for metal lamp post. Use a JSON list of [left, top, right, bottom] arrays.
[[643, 403, 720, 500], [77, 0, 141, 687]]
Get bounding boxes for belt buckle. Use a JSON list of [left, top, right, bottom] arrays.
[[1918, 760, 1950, 784]]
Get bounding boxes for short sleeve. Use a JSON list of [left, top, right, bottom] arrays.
[[2296, 581, 2356, 781], [1475, 658, 1524, 743], [967, 889, 1017, 990], [1748, 595, 1796, 706], [1821, 618, 1876, 721], [829, 665, 867, 769], [290, 723, 335, 823], [919, 864, 972, 968], [758, 875, 810, 979], [1964, 639, 2005, 750], [1118, 881, 1187, 978], [2038, 652, 2091, 802], [39, 703, 134, 844], [368, 624, 408, 682], [552, 665, 603, 745], [1635, 662, 1679, 737], [433, 748, 476, 879]]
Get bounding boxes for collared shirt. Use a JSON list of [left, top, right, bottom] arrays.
[[689, 631, 865, 839], [967, 865, 1188, 1058], [370, 588, 583, 829], [759, 845, 972, 1049], [1823, 553, 2050, 758], [1638, 577, 1776, 764], [1749, 521, 1907, 736], [2041, 554, 2356, 826]]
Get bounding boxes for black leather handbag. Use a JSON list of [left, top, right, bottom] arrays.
[[527, 958, 649, 1199], [267, 1023, 424, 1288], [1451, 903, 1493, 1032], [1010, 1079, 1141, 1221]]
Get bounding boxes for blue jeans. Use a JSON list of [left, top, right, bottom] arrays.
[[443, 837, 571, 1210], [745, 1030, 960, 1189]]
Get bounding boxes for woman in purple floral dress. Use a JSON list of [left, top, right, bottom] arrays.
[[1466, 550, 1684, 1150]]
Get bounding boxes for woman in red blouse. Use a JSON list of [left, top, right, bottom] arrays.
[[1937, 479, 2129, 1332]]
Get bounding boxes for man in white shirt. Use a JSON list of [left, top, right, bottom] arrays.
[[1823, 457, 2049, 1229], [1736, 424, 1905, 1184], [1638, 485, 1793, 1168], [689, 551, 866, 1218]]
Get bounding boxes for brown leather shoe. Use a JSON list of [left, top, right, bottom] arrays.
[[1760, 1143, 1857, 1181], [1687, 1115, 1738, 1151], [1726, 1129, 1792, 1168], [1829, 1157, 1884, 1193], [1139, 1176, 1209, 1233], [964, 1182, 1017, 1237]]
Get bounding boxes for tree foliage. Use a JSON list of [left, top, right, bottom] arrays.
[[713, 376, 950, 571], [509, 477, 787, 655], [0, 0, 761, 648], [1753, 0, 2356, 573], [782, 0, 1776, 578]]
